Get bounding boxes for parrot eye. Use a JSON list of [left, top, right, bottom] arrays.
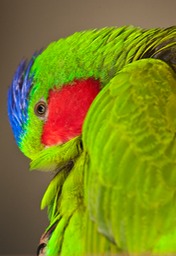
[[34, 101, 47, 118]]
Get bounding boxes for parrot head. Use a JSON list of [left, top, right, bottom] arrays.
[[8, 38, 101, 162], [8, 26, 176, 164]]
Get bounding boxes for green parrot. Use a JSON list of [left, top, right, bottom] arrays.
[[8, 25, 176, 255]]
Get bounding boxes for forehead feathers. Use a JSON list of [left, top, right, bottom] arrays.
[[7, 54, 38, 145]]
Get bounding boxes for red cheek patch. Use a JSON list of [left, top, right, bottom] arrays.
[[42, 78, 100, 146]]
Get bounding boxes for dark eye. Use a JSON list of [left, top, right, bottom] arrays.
[[34, 101, 47, 117]]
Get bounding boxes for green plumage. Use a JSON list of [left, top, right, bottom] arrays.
[[8, 26, 176, 255], [83, 59, 176, 253]]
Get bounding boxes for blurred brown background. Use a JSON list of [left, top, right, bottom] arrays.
[[0, 0, 176, 255]]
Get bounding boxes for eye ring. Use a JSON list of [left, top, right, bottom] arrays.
[[34, 101, 47, 118]]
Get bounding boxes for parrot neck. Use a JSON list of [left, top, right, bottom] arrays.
[[42, 78, 100, 146]]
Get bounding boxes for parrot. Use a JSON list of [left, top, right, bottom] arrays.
[[7, 25, 176, 256]]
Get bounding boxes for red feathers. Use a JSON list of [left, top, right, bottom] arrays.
[[42, 78, 100, 146]]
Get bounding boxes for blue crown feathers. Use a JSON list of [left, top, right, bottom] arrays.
[[7, 54, 37, 145]]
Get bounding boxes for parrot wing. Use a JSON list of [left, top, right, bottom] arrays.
[[83, 58, 176, 254]]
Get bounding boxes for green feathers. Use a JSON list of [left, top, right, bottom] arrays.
[[83, 59, 176, 253], [8, 25, 176, 255]]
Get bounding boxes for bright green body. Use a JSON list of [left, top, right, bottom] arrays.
[[10, 26, 176, 255], [84, 59, 176, 254]]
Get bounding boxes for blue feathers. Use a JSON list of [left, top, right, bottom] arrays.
[[7, 55, 36, 145]]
